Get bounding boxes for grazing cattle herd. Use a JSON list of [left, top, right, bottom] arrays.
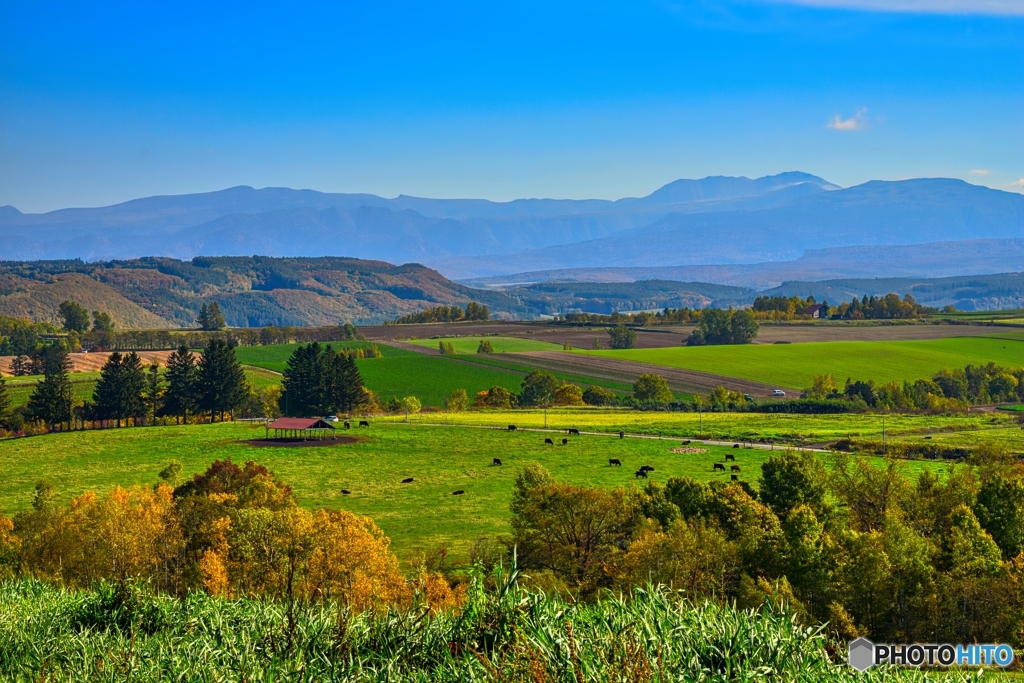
[[337, 429, 748, 500]]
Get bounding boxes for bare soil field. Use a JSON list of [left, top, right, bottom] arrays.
[[0, 350, 175, 376]]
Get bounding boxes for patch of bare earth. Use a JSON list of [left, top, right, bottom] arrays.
[[0, 350, 175, 376]]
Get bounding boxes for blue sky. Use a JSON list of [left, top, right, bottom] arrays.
[[1, 0, 1022, 212]]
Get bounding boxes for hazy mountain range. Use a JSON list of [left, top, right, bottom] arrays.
[[0, 172, 838, 264], [3, 172, 1024, 318]]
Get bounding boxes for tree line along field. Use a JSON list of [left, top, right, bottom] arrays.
[[3, 367, 282, 409], [406, 335, 565, 353], [0, 416, 971, 564], [584, 334, 1024, 390]]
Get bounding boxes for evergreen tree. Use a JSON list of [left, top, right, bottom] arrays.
[[164, 345, 199, 424], [93, 352, 147, 426], [279, 343, 366, 417], [145, 363, 163, 425], [198, 302, 227, 331], [197, 303, 210, 330], [197, 339, 247, 422], [279, 342, 327, 416], [26, 344, 74, 429], [0, 374, 10, 427], [330, 347, 365, 414]]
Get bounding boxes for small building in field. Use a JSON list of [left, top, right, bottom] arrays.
[[800, 304, 825, 318], [265, 417, 336, 440]]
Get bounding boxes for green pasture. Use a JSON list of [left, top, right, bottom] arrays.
[[407, 336, 563, 354], [585, 335, 1024, 389], [387, 407, 1022, 450], [235, 342, 527, 405], [357, 356, 524, 405], [4, 368, 281, 408], [0, 419, 955, 563], [449, 354, 637, 395], [234, 341, 412, 373]]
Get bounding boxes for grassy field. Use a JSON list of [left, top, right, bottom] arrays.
[[407, 336, 564, 354], [236, 342, 529, 406], [234, 341, 414, 372], [388, 407, 1022, 448], [585, 335, 1024, 389], [5, 368, 282, 408], [0, 416, 961, 563]]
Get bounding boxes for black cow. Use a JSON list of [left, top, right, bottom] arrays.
[[561, 438, 568, 445], [344, 421, 350, 429], [493, 458, 502, 466], [341, 489, 351, 495], [452, 490, 465, 496], [568, 428, 580, 435], [731, 474, 738, 481], [359, 420, 370, 427], [682, 440, 691, 445], [640, 465, 654, 472], [609, 458, 622, 467], [619, 431, 625, 439], [401, 477, 414, 483], [508, 425, 518, 431], [544, 438, 554, 445], [725, 453, 735, 461], [733, 443, 740, 448], [635, 470, 648, 479], [713, 463, 726, 471], [730, 465, 740, 472]]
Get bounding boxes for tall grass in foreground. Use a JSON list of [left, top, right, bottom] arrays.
[[0, 569, 982, 682]]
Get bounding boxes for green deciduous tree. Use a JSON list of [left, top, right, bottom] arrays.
[[607, 325, 637, 349], [633, 373, 673, 402], [519, 370, 558, 407], [477, 340, 494, 354], [759, 450, 829, 520], [474, 385, 516, 409], [582, 385, 616, 406], [445, 389, 468, 412], [91, 311, 115, 333], [57, 301, 91, 333]]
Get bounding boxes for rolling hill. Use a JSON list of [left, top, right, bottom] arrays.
[[0, 257, 532, 328]]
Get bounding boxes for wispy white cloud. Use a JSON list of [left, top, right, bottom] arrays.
[[827, 108, 868, 131], [970, 169, 991, 176], [1015, 179, 1024, 187], [764, 0, 1024, 15]]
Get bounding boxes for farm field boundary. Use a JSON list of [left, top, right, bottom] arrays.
[[584, 335, 1024, 390]]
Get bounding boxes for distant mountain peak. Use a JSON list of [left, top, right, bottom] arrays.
[[0, 205, 23, 220], [639, 172, 839, 206]]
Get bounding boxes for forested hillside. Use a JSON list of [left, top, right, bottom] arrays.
[[0, 257, 528, 328]]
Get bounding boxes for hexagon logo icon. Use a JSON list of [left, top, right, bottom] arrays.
[[848, 637, 875, 671]]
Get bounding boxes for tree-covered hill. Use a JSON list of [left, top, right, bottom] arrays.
[[0, 257, 530, 328]]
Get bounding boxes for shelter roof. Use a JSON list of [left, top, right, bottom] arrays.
[[266, 418, 335, 430]]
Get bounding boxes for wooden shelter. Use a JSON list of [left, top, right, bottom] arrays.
[[265, 417, 336, 440]]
